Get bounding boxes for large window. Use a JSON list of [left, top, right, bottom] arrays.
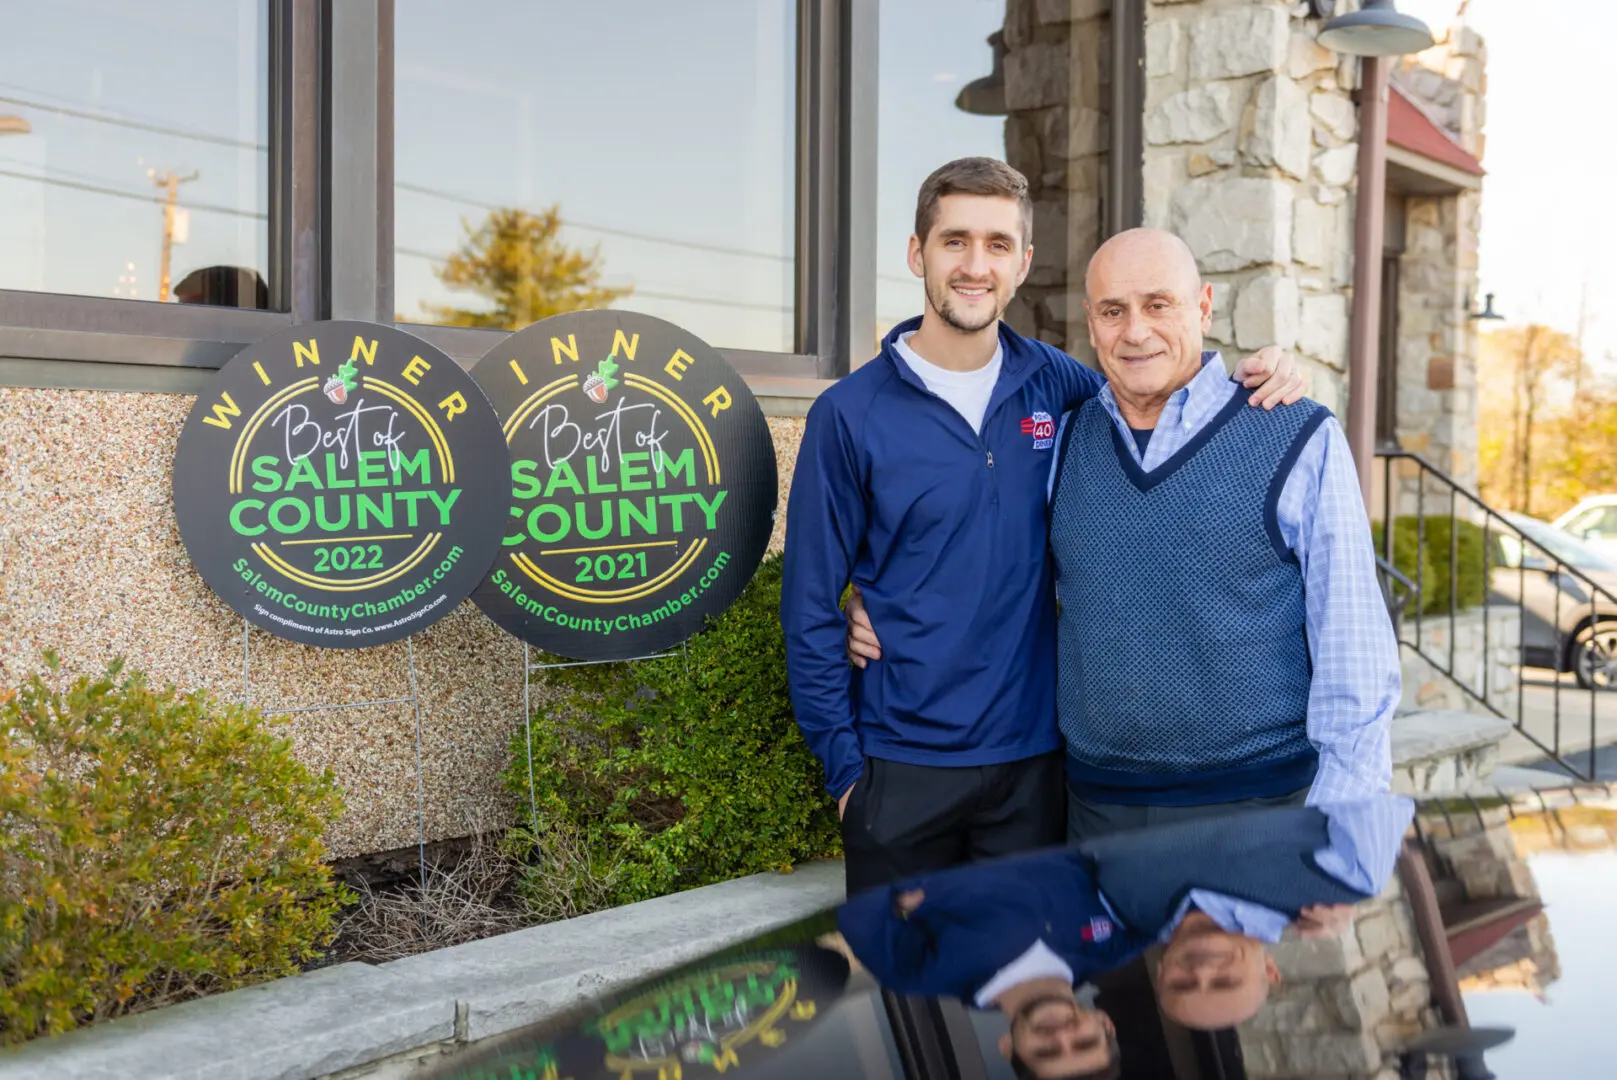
[[0, 0, 271, 309], [874, 0, 1008, 342], [393, 0, 797, 353], [2, 1, 1040, 388]]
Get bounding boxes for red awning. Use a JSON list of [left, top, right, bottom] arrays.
[[1388, 85, 1485, 176]]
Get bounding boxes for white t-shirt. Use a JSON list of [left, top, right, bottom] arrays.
[[895, 331, 1002, 436], [973, 939, 1074, 1009]]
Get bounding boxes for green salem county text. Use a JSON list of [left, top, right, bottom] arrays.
[[505, 448, 726, 546], [228, 449, 461, 538]]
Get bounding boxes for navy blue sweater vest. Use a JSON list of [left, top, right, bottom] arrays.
[[1050, 387, 1329, 804], [1079, 806, 1370, 935]]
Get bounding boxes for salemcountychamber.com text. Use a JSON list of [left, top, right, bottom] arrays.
[[237, 545, 464, 638]]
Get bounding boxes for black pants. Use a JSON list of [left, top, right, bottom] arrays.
[[1064, 784, 1310, 844], [840, 752, 1066, 896]]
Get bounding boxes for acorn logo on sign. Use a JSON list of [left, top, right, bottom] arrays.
[[173, 321, 509, 648], [470, 310, 777, 661]]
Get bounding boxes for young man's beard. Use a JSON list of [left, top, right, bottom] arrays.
[[925, 273, 1006, 334]]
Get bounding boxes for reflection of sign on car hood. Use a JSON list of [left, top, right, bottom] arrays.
[[434, 946, 849, 1080]]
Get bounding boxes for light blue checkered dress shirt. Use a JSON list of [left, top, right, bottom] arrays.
[[1049, 353, 1401, 805], [1160, 795, 1416, 942]]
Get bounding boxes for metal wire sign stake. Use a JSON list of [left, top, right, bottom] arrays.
[[242, 621, 432, 890], [518, 640, 687, 837]]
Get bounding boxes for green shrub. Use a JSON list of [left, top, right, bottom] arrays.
[[0, 657, 351, 1045], [1372, 516, 1488, 615], [503, 555, 840, 914]]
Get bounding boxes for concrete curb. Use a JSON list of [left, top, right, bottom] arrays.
[[0, 861, 846, 1080]]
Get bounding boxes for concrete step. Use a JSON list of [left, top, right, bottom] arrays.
[[1391, 709, 1516, 795], [1453, 763, 1588, 797]]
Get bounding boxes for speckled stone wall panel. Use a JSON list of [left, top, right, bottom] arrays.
[[0, 387, 809, 857], [765, 415, 805, 553]]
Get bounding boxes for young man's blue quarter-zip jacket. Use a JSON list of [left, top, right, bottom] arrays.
[[782, 316, 1106, 797]]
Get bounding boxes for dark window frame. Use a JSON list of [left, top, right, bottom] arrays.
[[0, 0, 877, 391], [1376, 194, 1408, 449], [0, 0, 320, 390]]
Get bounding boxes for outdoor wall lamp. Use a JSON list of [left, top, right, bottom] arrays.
[[1466, 292, 1506, 321], [1319, 0, 1436, 57], [955, 30, 1007, 117]]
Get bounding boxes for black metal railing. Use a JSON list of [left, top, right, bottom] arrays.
[[1376, 451, 1616, 781]]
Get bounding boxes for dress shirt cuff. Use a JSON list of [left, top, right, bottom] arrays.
[[1310, 796, 1417, 894]]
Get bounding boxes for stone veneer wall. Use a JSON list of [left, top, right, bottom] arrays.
[[1143, 0, 1359, 415], [1237, 871, 1444, 1080], [998, 0, 1113, 359], [1389, 26, 1487, 506], [1398, 605, 1519, 715], [0, 385, 805, 858]]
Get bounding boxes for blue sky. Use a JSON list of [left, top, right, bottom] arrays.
[[0, 0, 267, 302], [1404, 0, 1617, 372], [2, 0, 1614, 364]]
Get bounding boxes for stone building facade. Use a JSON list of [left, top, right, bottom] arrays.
[[995, 0, 1489, 488], [1144, 0, 1360, 418], [1387, 27, 1489, 500]]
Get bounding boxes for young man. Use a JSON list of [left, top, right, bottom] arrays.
[[781, 158, 1305, 895], [833, 846, 1138, 1079]]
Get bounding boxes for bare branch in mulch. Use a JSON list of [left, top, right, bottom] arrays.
[[333, 826, 528, 964]]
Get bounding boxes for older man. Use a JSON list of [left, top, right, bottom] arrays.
[[850, 227, 1399, 840], [836, 794, 1415, 1038], [1051, 228, 1399, 837]]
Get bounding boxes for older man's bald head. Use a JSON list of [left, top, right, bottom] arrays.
[[1082, 228, 1215, 423], [1085, 228, 1201, 300]]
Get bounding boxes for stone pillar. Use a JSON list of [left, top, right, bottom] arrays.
[[1396, 193, 1479, 491], [1390, 26, 1488, 495], [999, 0, 1113, 360], [1141, 0, 1358, 415]]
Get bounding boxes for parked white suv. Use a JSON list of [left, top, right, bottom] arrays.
[[1553, 495, 1617, 561]]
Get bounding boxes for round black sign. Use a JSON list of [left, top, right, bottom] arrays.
[[469, 309, 777, 661], [174, 321, 509, 648]]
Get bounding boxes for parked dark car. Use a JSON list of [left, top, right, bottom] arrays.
[[1490, 511, 1617, 690]]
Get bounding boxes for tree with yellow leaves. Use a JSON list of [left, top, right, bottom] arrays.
[[423, 206, 631, 331], [1478, 323, 1617, 517]]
